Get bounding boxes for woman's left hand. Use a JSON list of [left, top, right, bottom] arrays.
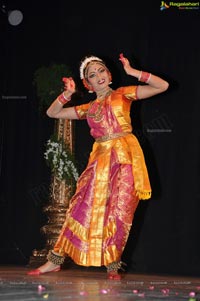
[[119, 53, 133, 75]]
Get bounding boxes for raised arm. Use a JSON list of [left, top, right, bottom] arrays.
[[119, 53, 169, 99], [46, 77, 78, 120]]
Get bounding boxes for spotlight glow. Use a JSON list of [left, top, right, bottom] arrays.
[[8, 10, 23, 26]]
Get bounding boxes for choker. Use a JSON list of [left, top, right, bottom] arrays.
[[96, 88, 113, 100]]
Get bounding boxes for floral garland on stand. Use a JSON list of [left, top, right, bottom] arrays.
[[44, 134, 79, 192]]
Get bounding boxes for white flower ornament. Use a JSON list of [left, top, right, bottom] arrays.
[[79, 56, 103, 79]]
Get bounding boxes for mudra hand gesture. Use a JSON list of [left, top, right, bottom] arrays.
[[119, 53, 133, 75], [62, 77, 76, 98]]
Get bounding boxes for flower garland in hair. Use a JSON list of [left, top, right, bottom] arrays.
[[44, 134, 79, 187], [79, 56, 103, 79]]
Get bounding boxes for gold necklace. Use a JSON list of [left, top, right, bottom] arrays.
[[87, 88, 113, 122], [96, 87, 113, 100]]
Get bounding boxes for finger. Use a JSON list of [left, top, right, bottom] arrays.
[[62, 77, 67, 83], [63, 82, 69, 91], [119, 53, 126, 65], [70, 82, 74, 89], [68, 78, 74, 89]]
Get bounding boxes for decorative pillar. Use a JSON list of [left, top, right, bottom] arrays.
[[28, 119, 75, 267]]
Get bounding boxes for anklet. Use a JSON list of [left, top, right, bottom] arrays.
[[47, 250, 65, 265], [106, 261, 127, 273]]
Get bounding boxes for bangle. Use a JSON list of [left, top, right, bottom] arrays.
[[57, 92, 71, 105], [146, 73, 151, 83], [138, 71, 151, 83], [138, 71, 142, 81]]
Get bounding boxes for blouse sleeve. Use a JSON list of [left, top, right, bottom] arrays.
[[74, 102, 91, 120], [116, 86, 138, 101]]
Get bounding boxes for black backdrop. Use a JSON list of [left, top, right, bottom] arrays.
[[1, 2, 200, 276]]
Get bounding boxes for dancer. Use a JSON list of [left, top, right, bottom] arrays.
[[28, 53, 169, 279]]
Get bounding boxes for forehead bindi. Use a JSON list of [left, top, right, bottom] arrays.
[[87, 62, 104, 73]]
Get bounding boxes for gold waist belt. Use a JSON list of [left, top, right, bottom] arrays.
[[95, 132, 130, 143]]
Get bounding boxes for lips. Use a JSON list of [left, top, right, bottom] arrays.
[[98, 79, 105, 84]]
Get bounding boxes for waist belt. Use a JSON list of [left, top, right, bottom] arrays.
[[95, 132, 130, 143]]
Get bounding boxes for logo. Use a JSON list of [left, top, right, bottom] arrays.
[[160, 1, 200, 10], [160, 1, 170, 10]]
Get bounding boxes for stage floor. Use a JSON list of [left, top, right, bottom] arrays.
[[0, 265, 200, 300]]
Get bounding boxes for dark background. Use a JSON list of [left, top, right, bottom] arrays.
[[1, 1, 200, 276]]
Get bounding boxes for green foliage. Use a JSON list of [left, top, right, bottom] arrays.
[[33, 63, 73, 112]]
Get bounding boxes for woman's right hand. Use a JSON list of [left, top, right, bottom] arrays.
[[47, 76, 78, 119], [62, 77, 76, 98]]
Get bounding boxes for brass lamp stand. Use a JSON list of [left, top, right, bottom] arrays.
[[28, 118, 75, 267]]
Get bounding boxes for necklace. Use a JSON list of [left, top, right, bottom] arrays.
[[96, 87, 113, 100], [87, 88, 113, 122]]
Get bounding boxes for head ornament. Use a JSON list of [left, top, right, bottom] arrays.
[[79, 56, 103, 79]]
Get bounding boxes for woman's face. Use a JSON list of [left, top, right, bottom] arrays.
[[86, 62, 110, 92]]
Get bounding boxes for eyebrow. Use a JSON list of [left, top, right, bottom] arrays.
[[88, 65, 105, 75]]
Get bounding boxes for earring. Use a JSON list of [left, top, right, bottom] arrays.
[[108, 72, 112, 85], [88, 84, 94, 93]]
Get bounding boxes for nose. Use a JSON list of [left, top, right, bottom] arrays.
[[97, 71, 104, 83], [96, 71, 101, 79]]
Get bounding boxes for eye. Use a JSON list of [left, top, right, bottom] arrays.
[[88, 73, 96, 79], [99, 67, 106, 73]]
